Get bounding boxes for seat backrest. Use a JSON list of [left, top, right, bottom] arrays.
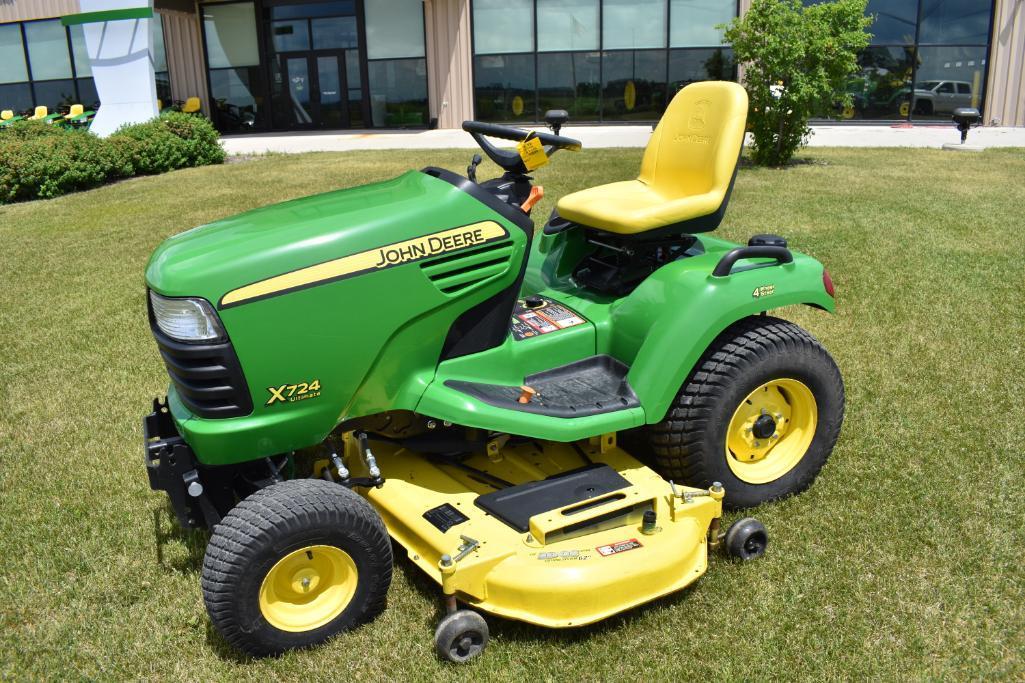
[[32, 105, 47, 119], [182, 97, 201, 113], [1, 110, 12, 121], [639, 82, 748, 201], [69, 104, 84, 118]]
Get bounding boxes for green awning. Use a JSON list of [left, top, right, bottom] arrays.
[[61, 7, 153, 26]]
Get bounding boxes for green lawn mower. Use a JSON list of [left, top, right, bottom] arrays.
[[143, 81, 844, 662]]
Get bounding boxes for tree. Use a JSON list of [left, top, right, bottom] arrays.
[[722, 0, 872, 166]]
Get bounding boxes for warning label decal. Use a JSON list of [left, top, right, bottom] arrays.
[[511, 296, 588, 340], [596, 538, 642, 557]]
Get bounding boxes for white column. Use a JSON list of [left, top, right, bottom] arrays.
[[80, 0, 159, 136]]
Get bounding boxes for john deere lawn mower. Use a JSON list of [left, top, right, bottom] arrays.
[[142, 81, 843, 662]]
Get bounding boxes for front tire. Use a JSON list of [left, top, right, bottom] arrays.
[[201, 479, 392, 656], [647, 316, 844, 508]]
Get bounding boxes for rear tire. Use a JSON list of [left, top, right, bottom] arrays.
[[647, 316, 844, 508], [201, 479, 392, 656]]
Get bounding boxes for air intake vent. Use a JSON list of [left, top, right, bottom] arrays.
[[151, 328, 253, 418], [420, 240, 514, 294]]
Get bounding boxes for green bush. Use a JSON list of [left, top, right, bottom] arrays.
[[1, 120, 68, 141], [112, 112, 224, 174], [722, 0, 872, 166], [0, 113, 224, 203]]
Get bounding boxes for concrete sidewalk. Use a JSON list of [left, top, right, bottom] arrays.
[[221, 123, 1025, 155]]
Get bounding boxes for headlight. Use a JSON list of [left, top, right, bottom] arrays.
[[149, 290, 226, 342]]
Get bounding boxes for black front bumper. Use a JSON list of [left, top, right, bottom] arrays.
[[143, 397, 222, 530]]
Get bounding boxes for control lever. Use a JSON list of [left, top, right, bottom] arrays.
[[467, 153, 482, 183]]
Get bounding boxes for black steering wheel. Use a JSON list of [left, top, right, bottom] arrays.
[[462, 120, 581, 174]]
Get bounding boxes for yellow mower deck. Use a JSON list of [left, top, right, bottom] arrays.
[[345, 436, 722, 627]]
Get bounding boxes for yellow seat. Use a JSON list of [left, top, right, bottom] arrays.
[[182, 96, 201, 113], [556, 81, 748, 235], [68, 104, 84, 118], [1, 110, 12, 121], [29, 105, 47, 120]]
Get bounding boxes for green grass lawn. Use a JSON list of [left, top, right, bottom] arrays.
[[2, 146, 1024, 680]]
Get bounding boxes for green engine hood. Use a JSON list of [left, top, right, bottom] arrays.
[[146, 170, 456, 303]]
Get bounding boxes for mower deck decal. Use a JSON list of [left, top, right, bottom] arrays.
[[596, 538, 642, 557], [219, 221, 507, 308]]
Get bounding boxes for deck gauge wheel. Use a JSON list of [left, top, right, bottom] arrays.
[[435, 610, 489, 663], [725, 517, 768, 561]]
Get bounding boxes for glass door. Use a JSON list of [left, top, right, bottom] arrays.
[[265, 2, 369, 130], [315, 54, 346, 128]]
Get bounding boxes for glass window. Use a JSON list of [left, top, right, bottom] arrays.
[[602, 0, 666, 50], [0, 83, 33, 112], [209, 66, 264, 131], [912, 45, 987, 117], [368, 58, 428, 126], [669, 0, 734, 47], [155, 71, 172, 107], [668, 47, 734, 92], [473, 53, 535, 121], [864, 0, 917, 45], [0, 24, 29, 84], [840, 46, 915, 120], [537, 51, 601, 119], [33, 79, 77, 109], [25, 20, 73, 81], [601, 49, 667, 119], [537, 0, 599, 52], [69, 25, 91, 78], [203, 2, 260, 68], [473, 0, 533, 54], [151, 14, 168, 74], [76, 78, 99, 108], [918, 0, 992, 45], [312, 16, 358, 50], [271, 2, 354, 20], [365, 0, 425, 58], [271, 20, 310, 52]]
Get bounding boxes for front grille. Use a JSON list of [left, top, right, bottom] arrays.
[[150, 327, 253, 418]]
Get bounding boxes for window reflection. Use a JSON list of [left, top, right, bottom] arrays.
[[918, 0, 992, 45], [601, 50, 667, 120], [864, 0, 917, 44], [210, 66, 262, 132], [368, 58, 428, 127], [473, 53, 536, 121], [911, 45, 987, 117], [668, 48, 735, 92], [840, 46, 915, 120], [537, 51, 601, 119]]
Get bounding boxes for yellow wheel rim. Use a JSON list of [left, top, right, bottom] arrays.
[[842, 104, 855, 119], [724, 378, 818, 485], [899, 101, 910, 117], [259, 545, 358, 632]]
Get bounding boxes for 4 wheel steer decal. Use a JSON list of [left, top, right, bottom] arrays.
[[266, 379, 322, 405]]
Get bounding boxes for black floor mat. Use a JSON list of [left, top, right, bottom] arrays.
[[445, 355, 639, 417]]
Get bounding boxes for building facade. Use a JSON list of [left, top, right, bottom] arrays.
[[1, 0, 1022, 131]]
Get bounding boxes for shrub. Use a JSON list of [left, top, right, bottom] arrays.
[[112, 112, 224, 174], [0, 131, 129, 203], [722, 0, 872, 166], [0, 112, 224, 203], [1, 120, 68, 141]]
